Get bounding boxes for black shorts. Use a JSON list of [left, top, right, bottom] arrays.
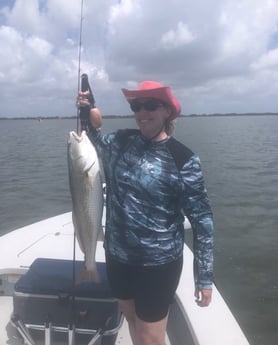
[[105, 255, 183, 322]]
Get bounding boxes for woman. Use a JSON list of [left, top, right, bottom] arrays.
[[77, 81, 214, 345]]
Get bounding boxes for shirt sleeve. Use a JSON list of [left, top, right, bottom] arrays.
[[88, 127, 116, 160], [180, 154, 214, 289]]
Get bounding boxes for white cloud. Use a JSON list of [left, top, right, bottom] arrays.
[[160, 22, 195, 50], [0, 0, 278, 117], [7, 0, 44, 32], [109, 0, 140, 26], [26, 36, 53, 57], [251, 48, 278, 70]]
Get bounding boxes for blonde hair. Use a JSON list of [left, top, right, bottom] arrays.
[[165, 119, 176, 136]]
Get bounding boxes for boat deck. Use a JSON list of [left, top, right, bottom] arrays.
[[0, 212, 250, 345]]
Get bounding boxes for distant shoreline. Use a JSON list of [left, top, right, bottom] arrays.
[[0, 113, 277, 120]]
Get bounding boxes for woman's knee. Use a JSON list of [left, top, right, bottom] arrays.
[[135, 315, 168, 345], [118, 299, 137, 323]]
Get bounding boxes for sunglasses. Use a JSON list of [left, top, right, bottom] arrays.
[[130, 99, 166, 112]]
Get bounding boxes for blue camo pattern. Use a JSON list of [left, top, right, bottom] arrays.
[[89, 129, 214, 288]]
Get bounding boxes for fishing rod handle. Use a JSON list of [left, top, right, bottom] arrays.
[[79, 74, 96, 132], [81, 73, 96, 107]]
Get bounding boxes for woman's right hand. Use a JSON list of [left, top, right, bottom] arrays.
[[76, 91, 91, 108], [76, 91, 102, 129]]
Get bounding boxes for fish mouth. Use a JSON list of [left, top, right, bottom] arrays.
[[70, 131, 83, 142]]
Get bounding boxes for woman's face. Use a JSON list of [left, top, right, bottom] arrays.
[[130, 98, 171, 141]]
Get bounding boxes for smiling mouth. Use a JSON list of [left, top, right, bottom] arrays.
[[138, 119, 151, 123]]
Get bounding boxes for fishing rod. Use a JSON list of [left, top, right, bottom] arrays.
[[76, 0, 84, 134], [69, 1, 86, 343], [76, 0, 95, 134], [70, 2, 99, 343]]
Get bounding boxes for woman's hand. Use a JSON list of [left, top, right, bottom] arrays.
[[76, 91, 102, 129], [194, 287, 212, 307], [76, 91, 91, 108]]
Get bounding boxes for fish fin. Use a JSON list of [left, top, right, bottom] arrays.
[[75, 265, 100, 284]]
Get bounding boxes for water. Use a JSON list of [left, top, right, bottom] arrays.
[[0, 115, 277, 344]]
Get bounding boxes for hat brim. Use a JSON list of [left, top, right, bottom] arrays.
[[122, 86, 181, 120]]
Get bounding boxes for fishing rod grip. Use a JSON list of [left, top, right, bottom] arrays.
[[81, 73, 96, 108], [79, 73, 96, 132]]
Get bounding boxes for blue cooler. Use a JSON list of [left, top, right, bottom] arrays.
[[12, 258, 122, 345]]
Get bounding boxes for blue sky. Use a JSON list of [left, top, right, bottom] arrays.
[[0, 0, 278, 117]]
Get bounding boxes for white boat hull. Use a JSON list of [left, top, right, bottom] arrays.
[[0, 212, 250, 345]]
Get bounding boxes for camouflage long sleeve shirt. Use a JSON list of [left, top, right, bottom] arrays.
[[89, 128, 214, 289]]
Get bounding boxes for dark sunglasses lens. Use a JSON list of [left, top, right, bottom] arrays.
[[130, 100, 142, 112], [144, 100, 161, 111], [130, 99, 164, 112]]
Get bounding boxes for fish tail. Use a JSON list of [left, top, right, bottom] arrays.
[[75, 264, 100, 284]]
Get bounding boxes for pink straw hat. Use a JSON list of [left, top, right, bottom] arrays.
[[122, 81, 181, 120]]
